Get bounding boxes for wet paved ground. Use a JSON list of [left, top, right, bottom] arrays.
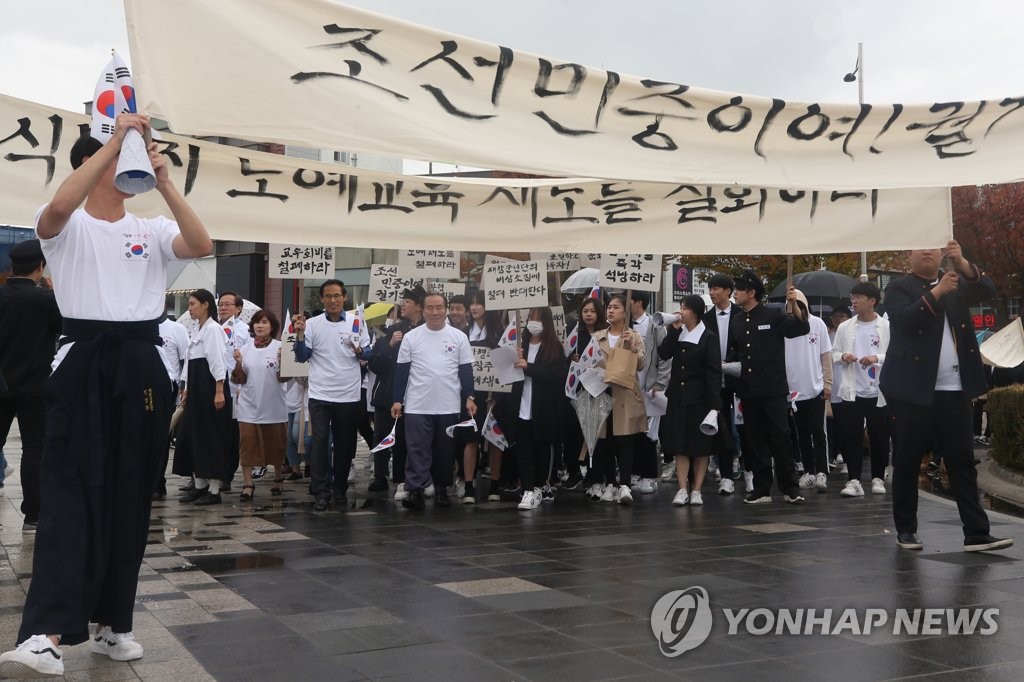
[[2, 435, 1024, 681]]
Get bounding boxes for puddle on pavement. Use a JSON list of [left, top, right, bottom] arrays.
[[187, 553, 285, 573]]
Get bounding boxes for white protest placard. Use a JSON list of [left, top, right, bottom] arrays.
[[550, 306, 566, 340], [485, 254, 519, 265], [600, 254, 661, 291], [269, 244, 334, 279], [398, 250, 460, 279], [582, 253, 604, 266], [368, 264, 424, 304], [471, 346, 511, 394], [530, 252, 580, 272], [426, 280, 466, 301], [482, 260, 548, 310]]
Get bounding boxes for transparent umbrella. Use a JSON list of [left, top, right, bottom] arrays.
[[572, 390, 614, 457], [560, 268, 601, 294]]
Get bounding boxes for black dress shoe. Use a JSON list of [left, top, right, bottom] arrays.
[[178, 479, 196, 492], [152, 488, 167, 500], [368, 478, 389, 492], [964, 535, 1014, 552], [435, 490, 451, 507], [314, 495, 330, 512], [402, 489, 426, 510], [179, 486, 208, 503], [193, 491, 222, 506], [897, 532, 923, 550]]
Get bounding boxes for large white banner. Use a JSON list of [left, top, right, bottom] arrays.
[[0, 93, 951, 254], [125, 0, 1024, 190]]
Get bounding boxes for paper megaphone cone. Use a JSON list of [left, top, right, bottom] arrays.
[[114, 128, 157, 194], [653, 311, 680, 327], [699, 409, 719, 436]]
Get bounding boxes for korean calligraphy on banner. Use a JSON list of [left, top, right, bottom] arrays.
[[269, 244, 334, 279], [470, 346, 511, 393], [368, 264, 423, 304], [601, 254, 662, 292], [530, 253, 580, 272], [426, 280, 466, 301], [0, 94, 953, 255], [279, 314, 309, 378], [128, 0, 1024, 191], [398, 249, 459, 279], [550, 306, 566, 340], [482, 260, 548, 310]]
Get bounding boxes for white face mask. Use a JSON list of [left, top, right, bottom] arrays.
[[526, 321, 544, 335]]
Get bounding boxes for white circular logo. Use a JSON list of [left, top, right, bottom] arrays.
[[650, 586, 713, 657]]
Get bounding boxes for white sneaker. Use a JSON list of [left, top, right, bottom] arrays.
[[689, 490, 703, 506], [424, 484, 435, 498], [454, 480, 465, 500], [841, 479, 864, 497], [517, 489, 541, 510], [618, 485, 633, 505], [814, 472, 828, 492], [90, 627, 143, 662], [586, 483, 604, 501], [794, 462, 805, 474], [884, 464, 893, 482], [672, 489, 689, 506], [637, 478, 657, 494], [630, 475, 640, 486], [0, 635, 64, 678], [744, 471, 754, 493], [798, 472, 815, 489], [660, 461, 677, 481], [393, 483, 409, 502], [718, 478, 735, 495], [871, 478, 886, 494], [600, 484, 618, 502], [348, 462, 356, 482]]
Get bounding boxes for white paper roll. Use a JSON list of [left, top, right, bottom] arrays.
[[653, 311, 680, 327], [114, 128, 157, 194], [700, 409, 719, 436]]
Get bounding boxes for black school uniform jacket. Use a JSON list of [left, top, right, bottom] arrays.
[[726, 303, 810, 400], [658, 324, 723, 411], [879, 268, 993, 405]]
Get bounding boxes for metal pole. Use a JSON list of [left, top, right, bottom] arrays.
[[856, 42, 869, 283]]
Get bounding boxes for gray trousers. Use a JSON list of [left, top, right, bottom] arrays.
[[403, 413, 459, 493]]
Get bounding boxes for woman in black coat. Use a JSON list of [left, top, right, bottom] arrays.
[[503, 307, 569, 511], [658, 295, 722, 507]]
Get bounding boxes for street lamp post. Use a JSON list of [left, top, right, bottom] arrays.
[[844, 42, 869, 283]]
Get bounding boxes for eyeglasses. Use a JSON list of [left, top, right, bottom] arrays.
[[322, 293, 344, 300]]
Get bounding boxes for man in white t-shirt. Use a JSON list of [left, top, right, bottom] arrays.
[[785, 290, 833, 493], [154, 315, 190, 499], [391, 292, 477, 510], [0, 115, 212, 679], [216, 292, 250, 487], [832, 282, 891, 498], [293, 280, 371, 511]]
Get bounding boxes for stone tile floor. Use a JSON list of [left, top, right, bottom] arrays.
[[2, 433, 1023, 681]]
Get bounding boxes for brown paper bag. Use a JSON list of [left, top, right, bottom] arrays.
[[604, 346, 638, 389]]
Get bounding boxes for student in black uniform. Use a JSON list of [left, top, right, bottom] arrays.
[[726, 270, 809, 506], [0, 114, 212, 678]]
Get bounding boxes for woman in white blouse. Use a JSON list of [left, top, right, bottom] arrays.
[[174, 289, 230, 506], [231, 310, 288, 501]]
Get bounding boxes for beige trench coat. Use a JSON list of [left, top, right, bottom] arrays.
[[593, 328, 647, 437]]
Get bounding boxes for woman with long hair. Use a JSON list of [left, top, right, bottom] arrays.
[[567, 296, 608, 496], [231, 310, 289, 501], [501, 308, 569, 510], [465, 290, 505, 501], [174, 289, 230, 505], [591, 294, 646, 505], [658, 295, 722, 506]]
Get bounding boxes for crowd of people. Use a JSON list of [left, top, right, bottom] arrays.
[[0, 112, 1014, 678]]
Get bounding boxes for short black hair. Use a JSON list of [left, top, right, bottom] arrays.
[[680, 294, 706, 318], [320, 279, 346, 297], [850, 281, 881, 305], [632, 291, 651, 310], [190, 288, 217, 318], [70, 135, 104, 170], [219, 291, 242, 308], [448, 294, 468, 309], [424, 291, 448, 307], [707, 273, 735, 292]]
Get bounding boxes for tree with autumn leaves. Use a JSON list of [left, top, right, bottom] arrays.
[[952, 183, 1024, 303]]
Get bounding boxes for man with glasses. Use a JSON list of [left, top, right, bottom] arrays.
[[217, 292, 249, 489], [293, 280, 371, 511]]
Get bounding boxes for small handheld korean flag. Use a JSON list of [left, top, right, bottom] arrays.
[[498, 313, 518, 349], [578, 337, 601, 369], [92, 52, 156, 194], [351, 303, 363, 334], [588, 286, 601, 300], [563, 322, 579, 357], [283, 308, 293, 336], [370, 420, 398, 453], [481, 406, 508, 450], [564, 361, 584, 399], [445, 418, 478, 438]]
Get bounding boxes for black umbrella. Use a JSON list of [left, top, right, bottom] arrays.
[[767, 270, 858, 304]]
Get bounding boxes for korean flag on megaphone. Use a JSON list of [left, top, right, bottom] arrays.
[[92, 51, 156, 194]]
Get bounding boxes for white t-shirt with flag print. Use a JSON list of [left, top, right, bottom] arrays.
[[397, 324, 473, 415], [234, 339, 287, 424], [302, 313, 370, 403], [784, 314, 833, 401]]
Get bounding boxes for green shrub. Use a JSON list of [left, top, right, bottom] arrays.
[[987, 386, 1024, 471]]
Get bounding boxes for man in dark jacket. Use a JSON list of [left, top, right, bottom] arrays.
[[727, 269, 809, 505], [701, 273, 743, 494], [880, 241, 1012, 552], [367, 286, 425, 498], [0, 239, 62, 531]]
